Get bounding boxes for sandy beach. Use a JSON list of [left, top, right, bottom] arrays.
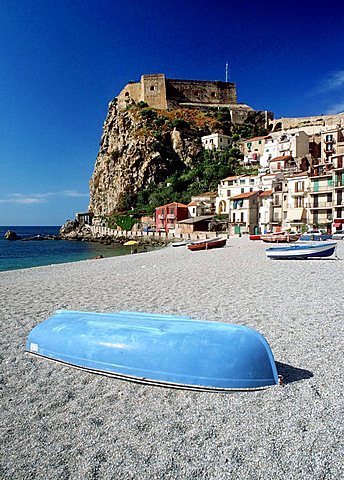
[[1, 237, 343, 479]]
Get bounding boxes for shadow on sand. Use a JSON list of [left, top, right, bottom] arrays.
[[276, 362, 313, 384]]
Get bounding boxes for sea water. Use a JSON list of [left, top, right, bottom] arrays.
[[0, 226, 134, 272]]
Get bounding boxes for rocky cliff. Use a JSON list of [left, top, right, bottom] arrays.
[[88, 100, 228, 216]]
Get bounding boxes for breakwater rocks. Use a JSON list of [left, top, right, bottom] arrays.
[[3, 230, 61, 241]]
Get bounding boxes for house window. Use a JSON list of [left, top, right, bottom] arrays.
[[241, 188, 245, 193], [232, 214, 236, 222], [277, 162, 281, 170], [150, 85, 156, 91], [241, 212, 244, 223], [258, 140, 262, 144], [240, 179, 245, 185], [227, 190, 231, 196], [125, 91, 130, 97], [326, 134, 333, 142], [211, 92, 216, 97], [220, 138, 222, 142], [170, 208, 174, 215]]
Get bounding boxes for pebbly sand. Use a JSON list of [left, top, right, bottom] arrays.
[[1, 237, 343, 479]]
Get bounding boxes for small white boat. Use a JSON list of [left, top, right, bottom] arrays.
[[266, 241, 338, 259]]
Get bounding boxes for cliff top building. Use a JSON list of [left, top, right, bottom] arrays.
[[116, 73, 268, 124]]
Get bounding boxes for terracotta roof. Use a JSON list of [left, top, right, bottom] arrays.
[[259, 190, 273, 197], [231, 191, 260, 200], [187, 201, 198, 206], [222, 175, 241, 181], [269, 155, 293, 163], [157, 202, 188, 208], [193, 191, 217, 197], [243, 135, 271, 142]]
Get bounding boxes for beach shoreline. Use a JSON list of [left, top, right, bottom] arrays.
[[1, 237, 343, 479]]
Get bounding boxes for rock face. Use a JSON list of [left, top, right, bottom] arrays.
[[4, 230, 21, 240], [89, 101, 212, 217]]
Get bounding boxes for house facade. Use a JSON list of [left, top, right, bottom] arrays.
[[202, 133, 232, 150], [155, 202, 189, 233], [229, 191, 260, 234], [284, 173, 309, 230]]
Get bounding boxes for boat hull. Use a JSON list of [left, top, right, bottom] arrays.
[[26, 310, 279, 391], [261, 234, 300, 243], [249, 235, 261, 241], [266, 242, 337, 259], [187, 238, 227, 251]]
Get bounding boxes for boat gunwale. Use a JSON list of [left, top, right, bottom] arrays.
[[27, 351, 278, 393]]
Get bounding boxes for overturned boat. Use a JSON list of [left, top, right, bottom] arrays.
[[266, 241, 338, 259], [26, 310, 279, 391]]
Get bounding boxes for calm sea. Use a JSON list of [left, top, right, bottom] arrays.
[[0, 226, 135, 272]]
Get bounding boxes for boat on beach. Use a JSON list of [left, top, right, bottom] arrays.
[[261, 232, 300, 243], [299, 229, 332, 241], [187, 237, 227, 251], [249, 234, 261, 241], [265, 241, 337, 259], [26, 310, 279, 391]]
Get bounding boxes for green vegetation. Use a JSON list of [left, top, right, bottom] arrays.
[[117, 147, 258, 215]]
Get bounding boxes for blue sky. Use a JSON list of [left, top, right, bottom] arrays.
[[1, 0, 343, 225]]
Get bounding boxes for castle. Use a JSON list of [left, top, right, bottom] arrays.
[[117, 73, 266, 124]]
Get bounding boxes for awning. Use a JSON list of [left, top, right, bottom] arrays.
[[286, 208, 305, 221]]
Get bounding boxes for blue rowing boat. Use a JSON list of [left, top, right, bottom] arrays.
[[26, 310, 279, 391], [266, 241, 337, 259]]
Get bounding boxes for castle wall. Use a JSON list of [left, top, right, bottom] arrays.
[[271, 113, 344, 132], [166, 79, 237, 105], [141, 74, 168, 109], [117, 74, 238, 111]]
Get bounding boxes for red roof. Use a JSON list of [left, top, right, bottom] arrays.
[[231, 191, 260, 200], [157, 202, 188, 208], [259, 190, 273, 197], [187, 201, 198, 206], [269, 155, 292, 163], [243, 135, 271, 142]]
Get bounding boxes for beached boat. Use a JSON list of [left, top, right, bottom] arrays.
[[26, 310, 279, 391], [187, 237, 227, 251], [299, 229, 332, 241], [261, 232, 300, 243], [249, 234, 261, 241], [171, 241, 188, 247], [265, 241, 337, 259]]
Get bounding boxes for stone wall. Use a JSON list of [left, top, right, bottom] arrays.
[[271, 112, 344, 132], [117, 73, 238, 111]]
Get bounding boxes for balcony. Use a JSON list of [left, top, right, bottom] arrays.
[[324, 147, 335, 154], [309, 201, 333, 209], [334, 181, 344, 188], [167, 214, 175, 219], [158, 214, 165, 220], [291, 190, 306, 196], [309, 186, 333, 193]]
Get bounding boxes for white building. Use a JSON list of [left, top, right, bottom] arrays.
[[202, 133, 232, 151], [284, 172, 309, 229], [216, 175, 260, 214], [261, 131, 309, 169]]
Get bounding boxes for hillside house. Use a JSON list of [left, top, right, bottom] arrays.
[[242, 136, 271, 165], [155, 202, 189, 233], [202, 134, 232, 151], [216, 175, 260, 214], [268, 155, 297, 174]]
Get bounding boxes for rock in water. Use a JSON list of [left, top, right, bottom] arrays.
[[4, 230, 21, 240]]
